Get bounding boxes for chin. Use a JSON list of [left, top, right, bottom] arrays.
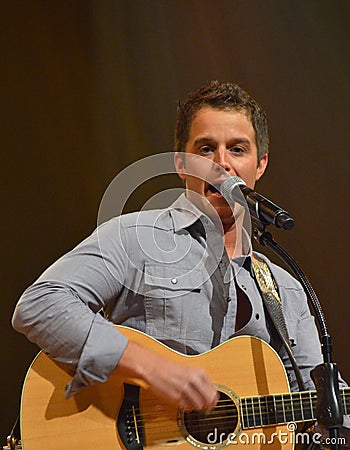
[[211, 205, 235, 221]]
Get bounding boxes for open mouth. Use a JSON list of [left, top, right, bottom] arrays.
[[207, 183, 222, 195]]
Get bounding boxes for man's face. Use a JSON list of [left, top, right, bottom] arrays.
[[174, 107, 268, 223]]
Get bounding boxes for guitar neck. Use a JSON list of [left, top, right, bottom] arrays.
[[241, 387, 350, 428]]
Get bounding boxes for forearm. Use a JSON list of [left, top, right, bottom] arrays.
[[115, 340, 218, 412]]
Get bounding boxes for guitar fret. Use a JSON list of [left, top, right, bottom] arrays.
[[263, 396, 269, 426], [265, 395, 277, 426], [240, 399, 245, 428], [343, 394, 347, 415], [282, 394, 286, 423], [290, 393, 295, 421], [252, 397, 261, 427], [290, 392, 302, 422], [243, 398, 250, 427], [299, 392, 304, 421], [299, 391, 313, 421], [310, 391, 317, 419], [245, 398, 250, 428], [241, 398, 248, 428], [239, 388, 350, 433], [248, 398, 254, 427], [282, 393, 293, 423], [260, 396, 269, 425], [258, 396, 263, 426], [273, 395, 284, 424], [247, 397, 255, 427], [240, 399, 244, 428]]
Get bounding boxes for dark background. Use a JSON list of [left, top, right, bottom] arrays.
[[1, 0, 349, 443]]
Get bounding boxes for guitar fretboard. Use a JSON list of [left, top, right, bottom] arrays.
[[241, 387, 350, 428]]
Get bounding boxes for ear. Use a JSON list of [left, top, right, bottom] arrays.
[[255, 153, 268, 181], [174, 152, 187, 181]]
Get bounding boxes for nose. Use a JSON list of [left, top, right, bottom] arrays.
[[214, 148, 231, 173]]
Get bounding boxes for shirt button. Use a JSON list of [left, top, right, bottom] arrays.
[[171, 278, 178, 285], [226, 297, 231, 302], [256, 313, 260, 320]]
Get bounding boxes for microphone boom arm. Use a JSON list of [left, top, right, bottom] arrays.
[[253, 222, 344, 449]]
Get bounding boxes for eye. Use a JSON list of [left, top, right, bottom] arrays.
[[229, 146, 245, 154], [199, 146, 214, 155]]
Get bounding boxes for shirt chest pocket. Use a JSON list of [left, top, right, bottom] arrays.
[[142, 262, 207, 344]]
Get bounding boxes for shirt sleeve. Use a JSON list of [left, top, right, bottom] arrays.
[[12, 217, 129, 397]]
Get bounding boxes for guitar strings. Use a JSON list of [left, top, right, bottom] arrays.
[[129, 401, 239, 431], [123, 390, 349, 431], [133, 394, 316, 421], [128, 401, 293, 429], [122, 393, 350, 440], [134, 392, 317, 416], [127, 396, 318, 427], [127, 411, 239, 437], [125, 406, 293, 438], [130, 398, 238, 420], [122, 392, 350, 438]]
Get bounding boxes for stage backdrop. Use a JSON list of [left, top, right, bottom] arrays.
[[1, 0, 349, 443]]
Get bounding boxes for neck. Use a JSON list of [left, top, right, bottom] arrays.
[[221, 216, 247, 260], [183, 192, 250, 259]]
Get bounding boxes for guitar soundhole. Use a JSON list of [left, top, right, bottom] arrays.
[[182, 390, 239, 447]]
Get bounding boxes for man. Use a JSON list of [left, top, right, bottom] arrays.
[[12, 81, 347, 433]]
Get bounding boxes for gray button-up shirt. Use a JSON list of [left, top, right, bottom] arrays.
[[12, 194, 343, 400]]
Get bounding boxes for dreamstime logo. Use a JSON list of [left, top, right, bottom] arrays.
[[96, 152, 252, 296], [206, 422, 346, 446]]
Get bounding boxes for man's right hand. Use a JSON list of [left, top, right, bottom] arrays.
[[115, 340, 218, 412]]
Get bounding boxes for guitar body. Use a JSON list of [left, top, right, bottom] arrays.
[[20, 326, 294, 450]]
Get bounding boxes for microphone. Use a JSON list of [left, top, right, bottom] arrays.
[[220, 176, 295, 230]]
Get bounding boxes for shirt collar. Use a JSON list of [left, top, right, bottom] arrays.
[[169, 193, 211, 232]]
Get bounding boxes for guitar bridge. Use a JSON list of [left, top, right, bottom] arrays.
[[117, 384, 144, 450]]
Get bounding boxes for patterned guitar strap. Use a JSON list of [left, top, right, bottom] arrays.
[[251, 253, 305, 392], [252, 254, 325, 450]]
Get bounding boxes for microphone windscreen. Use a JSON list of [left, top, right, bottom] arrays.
[[220, 176, 245, 200]]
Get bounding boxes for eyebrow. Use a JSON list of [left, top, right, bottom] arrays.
[[193, 136, 252, 147]]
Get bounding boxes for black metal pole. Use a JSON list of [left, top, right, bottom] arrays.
[[253, 226, 343, 450]]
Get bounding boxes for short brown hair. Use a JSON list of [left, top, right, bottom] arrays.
[[175, 80, 269, 161]]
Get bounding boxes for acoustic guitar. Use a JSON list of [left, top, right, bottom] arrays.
[[20, 325, 349, 449]]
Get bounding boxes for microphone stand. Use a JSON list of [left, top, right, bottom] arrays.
[[253, 219, 344, 450]]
